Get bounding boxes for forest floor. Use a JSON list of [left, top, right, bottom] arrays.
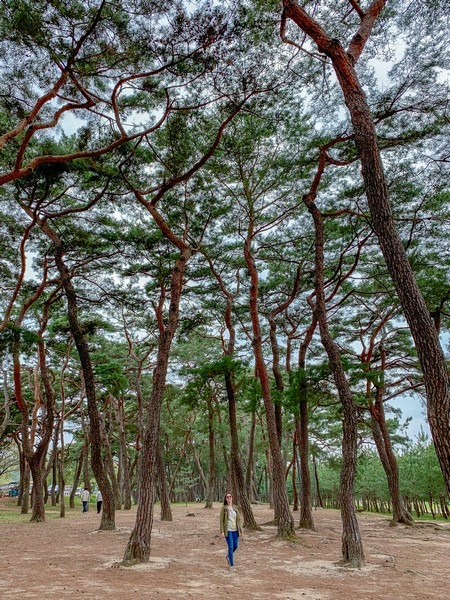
[[0, 498, 449, 600]]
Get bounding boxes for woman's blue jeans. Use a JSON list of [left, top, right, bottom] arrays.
[[225, 530, 239, 566]]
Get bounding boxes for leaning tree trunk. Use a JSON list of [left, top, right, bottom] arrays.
[[53, 242, 116, 530], [283, 0, 450, 498]]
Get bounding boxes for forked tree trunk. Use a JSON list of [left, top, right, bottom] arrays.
[[13, 327, 54, 523]]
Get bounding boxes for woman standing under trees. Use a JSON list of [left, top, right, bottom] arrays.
[[220, 492, 243, 571]]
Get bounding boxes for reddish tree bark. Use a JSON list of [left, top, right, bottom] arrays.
[[244, 227, 295, 538]]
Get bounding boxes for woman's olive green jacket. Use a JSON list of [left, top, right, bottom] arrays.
[[220, 505, 243, 536]]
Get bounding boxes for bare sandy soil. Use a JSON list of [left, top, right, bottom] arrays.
[[0, 499, 449, 600]]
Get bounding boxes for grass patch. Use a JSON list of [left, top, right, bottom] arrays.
[[0, 498, 90, 523]]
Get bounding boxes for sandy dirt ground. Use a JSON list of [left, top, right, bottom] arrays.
[[0, 499, 449, 600]]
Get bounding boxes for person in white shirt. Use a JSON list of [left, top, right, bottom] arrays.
[[96, 490, 103, 514], [80, 488, 90, 513]]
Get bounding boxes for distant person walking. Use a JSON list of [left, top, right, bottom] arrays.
[[219, 492, 243, 570], [81, 488, 90, 513], [96, 490, 103, 514]]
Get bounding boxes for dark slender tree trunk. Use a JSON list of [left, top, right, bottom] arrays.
[[312, 455, 324, 509], [295, 316, 317, 529], [205, 394, 215, 509], [116, 396, 132, 510], [156, 443, 172, 521], [246, 410, 257, 502], [100, 412, 121, 511], [296, 408, 314, 530], [224, 371, 260, 531], [292, 442, 299, 511], [70, 452, 83, 509]]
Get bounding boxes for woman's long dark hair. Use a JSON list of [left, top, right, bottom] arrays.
[[223, 492, 232, 506]]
